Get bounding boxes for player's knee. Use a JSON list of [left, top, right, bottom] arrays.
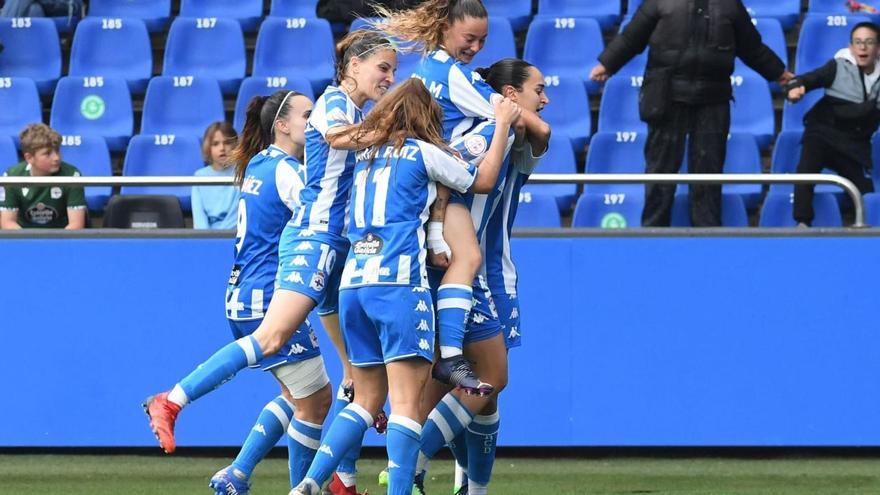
[[454, 242, 482, 274]]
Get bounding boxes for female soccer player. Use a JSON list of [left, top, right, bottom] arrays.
[[290, 79, 520, 495], [371, 0, 548, 395], [143, 30, 397, 494]]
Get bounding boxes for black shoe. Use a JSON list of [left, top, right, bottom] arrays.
[[432, 356, 494, 396]]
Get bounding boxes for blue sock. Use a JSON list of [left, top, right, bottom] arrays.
[[437, 284, 473, 358], [448, 429, 469, 475], [466, 411, 500, 493], [302, 403, 372, 488], [287, 416, 323, 488], [386, 415, 423, 495], [419, 393, 474, 467], [230, 396, 293, 479], [331, 383, 361, 480], [178, 336, 263, 402]]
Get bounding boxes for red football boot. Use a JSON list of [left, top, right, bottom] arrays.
[[142, 391, 182, 454]]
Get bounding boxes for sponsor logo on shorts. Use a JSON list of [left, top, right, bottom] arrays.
[[295, 241, 314, 251], [418, 338, 430, 351], [510, 307, 519, 319], [285, 272, 305, 284], [472, 312, 487, 324], [508, 327, 520, 340], [415, 300, 429, 312], [417, 319, 430, 331], [352, 232, 384, 256], [292, 255, 309, 267], [310, 271, 326, 292], [289, 343, 308, 355]]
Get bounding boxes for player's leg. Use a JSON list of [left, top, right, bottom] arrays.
[[385, 358, 433, 495], [144, 292, 315, 454], [433, 203, 492, 395]]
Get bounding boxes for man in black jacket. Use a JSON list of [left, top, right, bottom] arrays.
[[590, 0, 791, 227], [785, 22, 880, 226]]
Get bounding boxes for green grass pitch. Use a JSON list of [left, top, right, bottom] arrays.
[[5, 454, 880, 494]]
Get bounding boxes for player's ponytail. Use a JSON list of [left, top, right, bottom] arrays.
[[232, 90, 303, 185], [370, 0, 487, 55], [476, 58, 534, 94]]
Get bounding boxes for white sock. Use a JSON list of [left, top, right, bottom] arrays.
[[454, 462, 468, 491], [470, 481, 488, 495], [336, 471, 357, 487], [415, 451, 430, 474], [440, 345, 462, 359], [167, 384, 189, 408]]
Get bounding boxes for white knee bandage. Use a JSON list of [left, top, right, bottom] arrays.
[[271, 355, 330, 399]]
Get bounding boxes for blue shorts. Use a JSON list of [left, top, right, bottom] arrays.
[[492, 291, 521, 349], [276, 229, 349, 316], [463, 275, 503, 344], [339, 285, 435, 367], [227, 318, 321, 371]]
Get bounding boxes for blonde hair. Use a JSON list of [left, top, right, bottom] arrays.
[[201, 121, 238, 164], [20, 123, 61, 156], [370, 0, 487, 55]]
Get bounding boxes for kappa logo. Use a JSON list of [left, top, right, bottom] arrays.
[[510, 307, 519, 319], [417, 319, 430, 331], [292, 255, 309, 267], [415, 300, 429, 312], [285, 272, 305, 284], [299, 229, 315, 237], [319, 445, 334, 457], [508, 326, 521, 339], [289, 343, 308, 355], [295, 241, 314, 251], [472, 312, 487, 324], [253, 423, 267, 436], [412, 287, 428, 293], [472, 298, 479, 307], [388, 460, 401, 469], [418, 338, 430, 351]]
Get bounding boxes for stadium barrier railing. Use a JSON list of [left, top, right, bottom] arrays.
[[0, 173, 866, 227]]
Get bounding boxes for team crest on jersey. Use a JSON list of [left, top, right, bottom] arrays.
[[294, 241, 314, 251], [292, 255, 309, 267], [285, 272, 305, 284], [50, 187, 62, 199], [464, 134, 488, 157], [310, 271, 325, 292], [228, 265, 241, 285], [353, 232, 384, 256]]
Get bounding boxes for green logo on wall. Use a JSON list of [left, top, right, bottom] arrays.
[[80, 95, 105, 120], [601, 212, 627, 229]]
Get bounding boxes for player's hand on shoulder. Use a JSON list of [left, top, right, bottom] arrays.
[[493, 97, 521, 127]]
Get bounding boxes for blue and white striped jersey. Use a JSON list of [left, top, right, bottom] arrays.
[[226, 145, 306, 320], [482, 141, 544, 296], [340, 139, 477, 289], [290, 85, 362, 240], [450, 119, 514, 242], [413, 49, 499, 142]]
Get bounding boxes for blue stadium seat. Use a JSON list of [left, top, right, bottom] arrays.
[[513, 192, 562, 228], [679, 133, 764, 207], [270, 0, 319, 18], [865, 192, 880, 226], [742, 0, 801, 30], [872, 133, 880, 190], [734, 18, 787, 92], [0, 17, 60, 96], [141, 76, 225, 139], [253, 17, 335, 96], [50, 76, 133, 152], [122, 134, 204, 211], [781, 87, 822, 132], [163, 17, 246, 95], [797, 14, 871, 73], [572, 192, 644, 228], [730, 71, 774, 149], [520, 134, 578, 210], [671, 192, 749, 227], [541, 77, 592, 153], [88, 0, 171, 32], [0, 135, 18, 168], [808, 0, 880, 22], [0, 78, 41, 143], [179, 0, 263, 33], [537, 0, 620, 31], [759, 192, 842, 227], [482, 0, 532, 32], [524, 16, 604, 94], [598, 75, 645, 134], [234, 76, 315, 132], [69, 17, 152, 94], [584, 131, 647, 196], [770, 130, 841, 195], [470, 17, 517, 70], [60, 135, 112, 212]]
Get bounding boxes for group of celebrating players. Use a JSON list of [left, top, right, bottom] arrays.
[[143, 1, 551, 494]]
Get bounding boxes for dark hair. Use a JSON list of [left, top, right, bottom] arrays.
[[475, 58, 535, 94], [851, 21, 880, 41], [371, 0, 488, 54], [232, 90, 303, 185], [201, 121, 238, 164], [335, 29, 395, 85]]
